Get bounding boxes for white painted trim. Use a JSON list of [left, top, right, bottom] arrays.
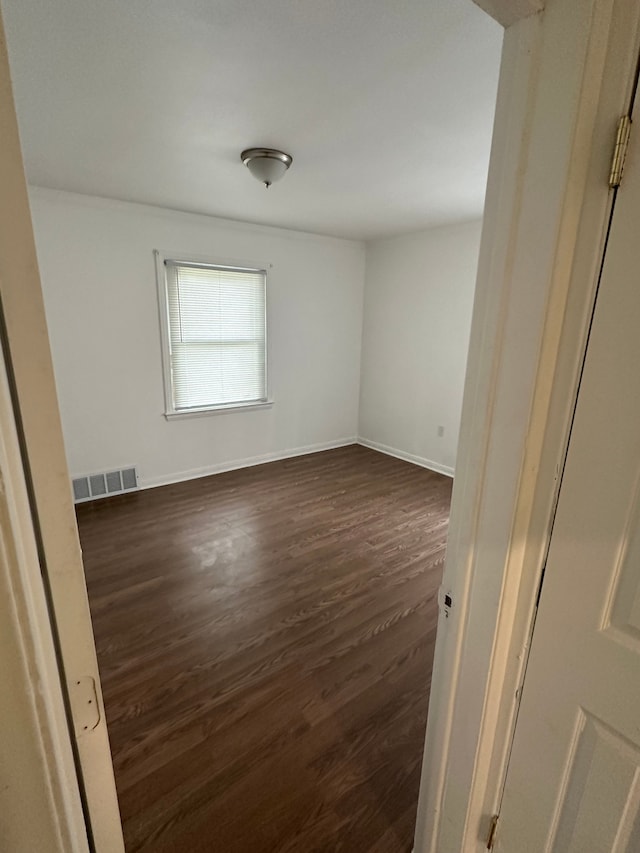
[[415, 1, 640, 852], [0, 316, 88, 852], [164, 400, 274, 420], [0, 10, 124, 850], [153, 249, 270, 418], [77, 436, 450, 497], [138, 437, 358, 490], [356, 437, 454, 478]]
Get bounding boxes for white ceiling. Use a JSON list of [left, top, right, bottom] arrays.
[[1, 0, 502, 240]]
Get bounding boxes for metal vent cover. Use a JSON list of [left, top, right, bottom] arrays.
[[72, 466, 139, 503], [105, 470, 122, 493], [72, 477, 90, 502], [89, 474, 106, 497]]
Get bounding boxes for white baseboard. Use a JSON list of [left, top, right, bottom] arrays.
[[357, 436, 454, 478], [139, 437, 358, 490]]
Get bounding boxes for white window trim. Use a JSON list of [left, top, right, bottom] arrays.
[[154, 249, 272, 418], [164, 400, 274, 420]]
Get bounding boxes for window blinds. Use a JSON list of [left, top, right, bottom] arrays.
[[164, 261, 267, 411]]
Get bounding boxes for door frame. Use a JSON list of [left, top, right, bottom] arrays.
[[0, 310, 88, 851], [0, 13, 124, 853], [415, 0, 640, 851]]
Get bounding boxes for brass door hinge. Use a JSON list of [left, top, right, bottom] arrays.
[[486, 814, 499, 850], [609, 115, 631, 188]]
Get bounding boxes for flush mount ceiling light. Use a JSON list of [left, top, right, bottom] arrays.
[[241, 148, 293, 188]]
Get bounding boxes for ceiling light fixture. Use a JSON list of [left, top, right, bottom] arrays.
[[241, 148, 293, 188]]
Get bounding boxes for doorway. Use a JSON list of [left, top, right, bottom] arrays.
[[3, 1, 639, 852]]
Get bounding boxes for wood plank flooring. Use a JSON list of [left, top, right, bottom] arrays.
[[77, 444, 452, 853]]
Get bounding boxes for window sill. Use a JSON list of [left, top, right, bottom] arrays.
[[164, 400, 274, 420]]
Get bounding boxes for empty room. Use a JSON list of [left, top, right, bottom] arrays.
[[0, 0, 501, 850]]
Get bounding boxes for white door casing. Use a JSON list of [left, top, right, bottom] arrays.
[[496, 86, 640, 852], [415, 1, 640, 850], [0, 9, 124, 851], [0, 313, 88, 852]]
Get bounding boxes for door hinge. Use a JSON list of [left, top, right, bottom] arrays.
[[609, 114, 631, 188], [486, 814, 499, 850]]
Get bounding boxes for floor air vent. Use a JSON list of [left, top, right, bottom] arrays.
[[72, 467, 139, 503]]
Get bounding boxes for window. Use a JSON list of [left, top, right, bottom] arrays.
[[157, 256, 268, 416]]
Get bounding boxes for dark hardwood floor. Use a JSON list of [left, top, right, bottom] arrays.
[[77, 444, 452, 853]]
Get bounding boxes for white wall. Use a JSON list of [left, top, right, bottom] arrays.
[[29, 189, 365, 487], [358, 221, 481, 475]]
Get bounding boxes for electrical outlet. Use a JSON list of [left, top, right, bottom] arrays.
[[437, 425, 444, 437]]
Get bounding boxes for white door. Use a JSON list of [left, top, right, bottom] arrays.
[[495, 97, 640, 851]]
